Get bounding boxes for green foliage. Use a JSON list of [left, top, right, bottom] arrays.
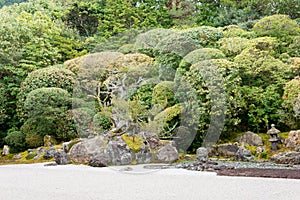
[[63, 0, 104, 37], [130, 84, 155, 109], [222, 25, 255, 38], [93, 113, 112, 130], [135, 28, 178, 56], [154, 104, 181, 137], [253, 15, 300, 38], [180, 48, 225, 70], [234, 48, 290, 88], [154, 32, 202, 80], [218, 37, 250, 57], [4, 128, 26, 153], [0, 0, 28, 8], [180, 26, 224, 47], [97, 0, 172, 38], [154, 32, 202, 58], [25, 152, 37, 160], [72, 107, 95, 137], [18, 66, 75, 121], [287, 36, 300, 57], [152, 81, 176, 109], [281, 77, 300, 129], [22, 87, 76, 144]]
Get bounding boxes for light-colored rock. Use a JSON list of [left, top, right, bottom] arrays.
[[196, 147, 209, 160], [2, 145, 9, 156], [270, 151, 300, 165], [285, 130, 300, 149], [63, 142, 70, 153], [43, 147, 57, 159], [236, 131, 263, 146], [136, 145, 152, 164], [69, 136, 106, 164], [234, 146, 254, 161], [54, 151, 69, 165], [89, 153, 109, 167], [106, 137, 133, 165], [13, 154, 22, 159], [157, 144, 179, 163], [217, 143, 239, 157]]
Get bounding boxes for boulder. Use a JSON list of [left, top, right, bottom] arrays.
[[136, 145, 152, 164], [285, 130, 300, 149], [43, 147, 57, 159], [196, 147, 209, 161], [13, 154, 22, 159], [234, 146, 254, 161], [2, 145, 9, 156], [157, 143, 179, 163], [89, 153, 109, 167], [236, 131, 263, 146], [217, 143, 239, 157], [106, 136, 133, 165], [270, 151, 300, 165], [54, 151, 69, 165], [69, 136, 106, 164]]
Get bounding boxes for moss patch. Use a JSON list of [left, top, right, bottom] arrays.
[[121, 134, 144, 153]]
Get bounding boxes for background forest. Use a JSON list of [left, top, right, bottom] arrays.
[[0, 0, 299, 153]]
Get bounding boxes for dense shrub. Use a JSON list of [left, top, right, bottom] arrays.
[[180, 48, 225, 70], [253, 15, 300, 37], [135, 28, 178, 56], [18, 66, 75, 121], [154, 104, 182, 137], [218, 37, 250, 56], [93, 113, 112, 131], [182, 59, 242, 146], [281, 76, 300, 129], [181, 26, 224, 47], [222, 25, 255, 38], [22, 87, 76, 143], [234, 48, 290, 88], [287, 36, 300, 57], [154, 33, 202, 58], [152, 81, 176, 109], [4, 128, 26, 153]]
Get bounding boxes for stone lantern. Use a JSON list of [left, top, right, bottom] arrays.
[[267, 124, 281, 150]]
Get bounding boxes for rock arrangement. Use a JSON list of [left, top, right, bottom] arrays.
[[270, 151, 300, 165], [175, 159, 234, 172], [68, 134, 179, 167]]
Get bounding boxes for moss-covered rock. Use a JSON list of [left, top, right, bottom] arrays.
[[121, 134, 144, 153]]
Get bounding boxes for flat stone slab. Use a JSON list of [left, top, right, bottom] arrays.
[[217, 168, 300, 179]]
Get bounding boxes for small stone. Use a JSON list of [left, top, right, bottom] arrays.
[[2, 145, 9, 156], [196, 147, 209, 160], [234, 146, 254, 162], [54, 151, 69, 165], [13, 154, 22, 159]]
